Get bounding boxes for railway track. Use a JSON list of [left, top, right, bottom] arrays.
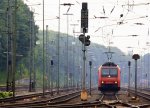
[[45, 92, 137, 108], [1, 88, 150, 108], [48, 90, 150, 108], [0, 90, 81, 108], [130, 89, 150, 101], [48, 91, 145, 108], [99, 92, 119, 102], [127, 88, 150, 108], [0, 88, 76, 103], [95, 92, 150, 108], [122, 87, 150, 101]]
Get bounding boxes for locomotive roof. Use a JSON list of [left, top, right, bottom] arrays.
[[102, 62, 117, 66]]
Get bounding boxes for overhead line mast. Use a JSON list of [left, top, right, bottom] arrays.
[[61, 2, 74, 90], [57, 0, 60, 94]]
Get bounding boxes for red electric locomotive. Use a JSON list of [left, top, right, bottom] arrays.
[[98, 62, 121, 92]]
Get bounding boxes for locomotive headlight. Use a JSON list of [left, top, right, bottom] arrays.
[[101, 81, 104, 84], [115, 81, 117, 84]]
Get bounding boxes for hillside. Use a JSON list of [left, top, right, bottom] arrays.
[[35, 30, 131, 87]]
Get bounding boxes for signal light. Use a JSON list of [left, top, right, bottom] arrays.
[[81, 2, 88, 33], [132, 54, 140, 60], [79, 34, 85, 42], [85, 35, 90, 46], [79, 34, 90, 46], [128, 61, 131, 66], [87, 35, 90, 39], [51, 60, 53, 65]]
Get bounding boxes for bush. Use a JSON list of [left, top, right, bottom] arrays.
[[0, 92, 13, 99]]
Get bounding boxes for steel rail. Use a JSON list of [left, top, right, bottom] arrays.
[[0, 88, 76, 103], [0, 90, 80, 107]]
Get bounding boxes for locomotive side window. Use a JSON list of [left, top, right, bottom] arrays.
[[102, 68, 118, 77]]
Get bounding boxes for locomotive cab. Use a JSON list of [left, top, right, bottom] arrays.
[[98, 62, 120, 92]]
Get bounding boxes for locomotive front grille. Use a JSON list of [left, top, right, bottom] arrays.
[[100, 84, 120, 91]]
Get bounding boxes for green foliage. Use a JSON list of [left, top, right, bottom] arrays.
[[0, 92, 13, 99], [0, 0, 39, 71]]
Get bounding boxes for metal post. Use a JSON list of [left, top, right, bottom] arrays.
[[57, 0, 60, 94], [70, 24, 78, 88], [66, 14, 69, 89], [10, 1, 13, 93], [46, 25, 48, 90], [78, 39, 81, 89], [132, 54, 140, 99], [29, 11, 32, 92], [81, 28, 87, 97], [6, 0, 13, 92], [72, 37, 74, 88], [140, 52, 142, 90], [90, 65, 91, 95], [143, 53, 145, 88], [83, 32, 86, 91], [6, 0, 10, 91], [148, 48, 150, 87], [47, 61, 50, 90], [64, 42, 67, 88], [61, 3, 74, 89], [42, 0, 45, 97], [51, 60, 53, 96], [12, 0, 17, 101], [80, 2, 88, 101], [89, 61, 92, 95], [63, 13, 73, 89], [128, 61, 131, 96], [135, 60, 137, 98], [33, 19, 36, 91]]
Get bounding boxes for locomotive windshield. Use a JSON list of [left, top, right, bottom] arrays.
[[101, 68, 118, 77]]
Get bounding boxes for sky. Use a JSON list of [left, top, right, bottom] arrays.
[[23, 0, 150, 54]]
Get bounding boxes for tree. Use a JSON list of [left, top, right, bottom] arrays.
[[0, 0, 38, 71]]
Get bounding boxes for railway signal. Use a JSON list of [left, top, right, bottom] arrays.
[[86, 35, 90, 46], [79, 34, 84, 43], [81, 2, 88, 33], [51, 60, 53, 65], [79, 34, 90, 46], [132, 54, 140, 99], [80, 2, 89, 101]]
